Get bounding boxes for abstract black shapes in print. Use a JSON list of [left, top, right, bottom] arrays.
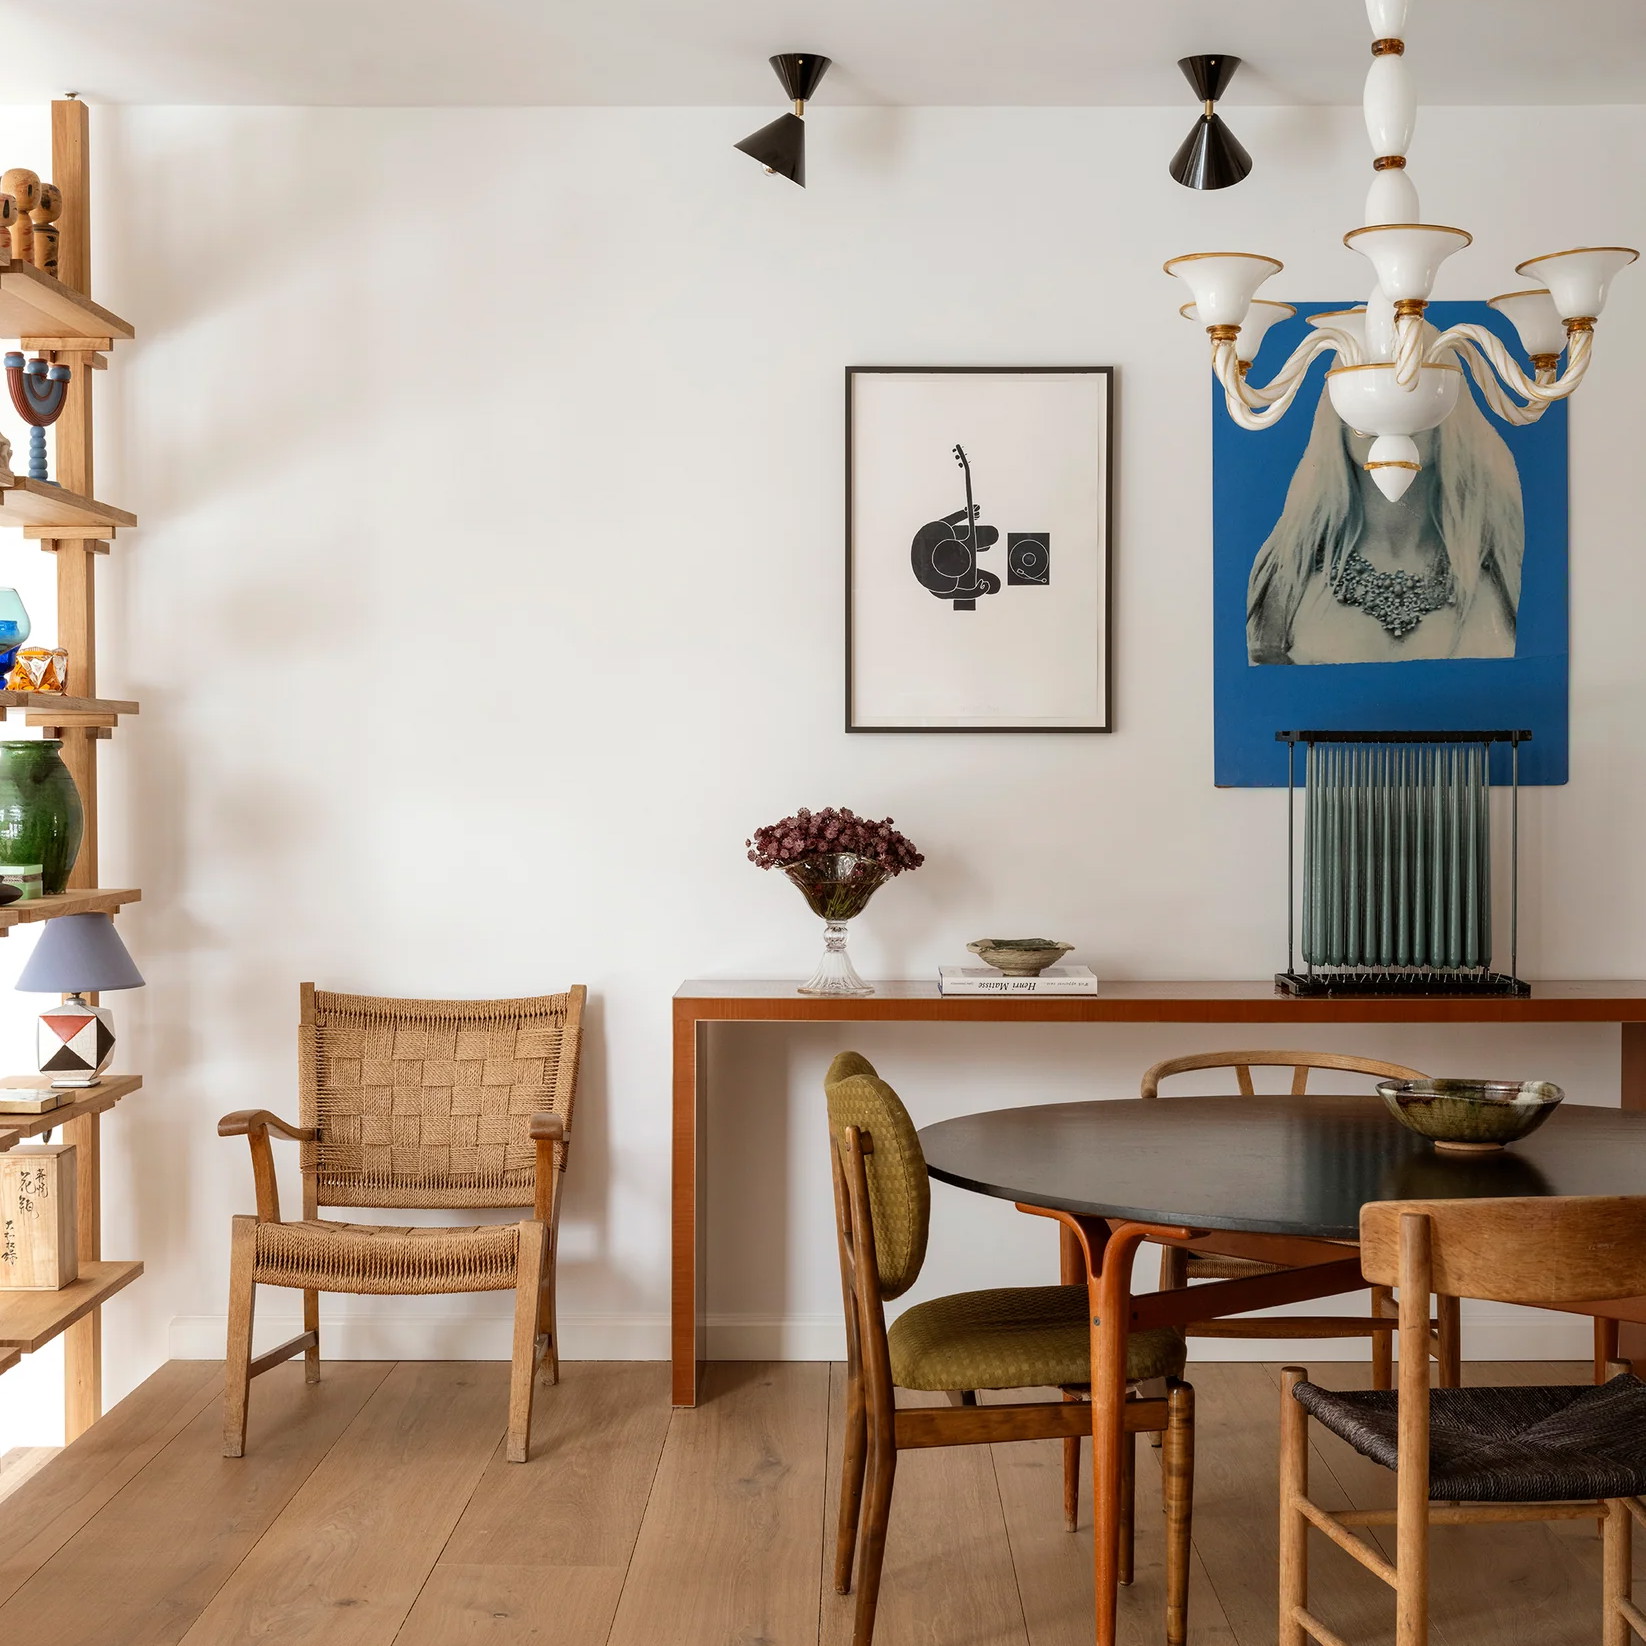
[[910, 443, 1001, 612], [1007, 532, 1051, 586]]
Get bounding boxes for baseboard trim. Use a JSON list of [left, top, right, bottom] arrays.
[[168, 1301, 1593, 1364]]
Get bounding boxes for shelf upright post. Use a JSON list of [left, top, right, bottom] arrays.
[[49, 95, 107, 1441]]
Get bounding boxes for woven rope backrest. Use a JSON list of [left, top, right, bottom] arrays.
[[1361, 1196, 1646, 1304], [1141, 1049, 1427, 1098], [824, 1051, 929, 1300], [300, 984, 585, 1210]]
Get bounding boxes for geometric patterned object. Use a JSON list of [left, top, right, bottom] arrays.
[[38, 999, 114, 1086]]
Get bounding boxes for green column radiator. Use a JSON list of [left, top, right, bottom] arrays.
[[1276, 730, 1529, 998]]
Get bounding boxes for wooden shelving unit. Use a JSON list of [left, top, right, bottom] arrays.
[[0, 1261, 144, 1353], [0, 100, 143, 1440], [0, 477, 134, 535], [0, 1074, 142, 1151], [0, 888, 139, 931], [0, 256, 132, 344]]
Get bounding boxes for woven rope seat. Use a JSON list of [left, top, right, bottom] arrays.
[[888, 1282, 1186, 1393], [253, 1218, 522, 1295], [1292, 1373, 1646, 1503]]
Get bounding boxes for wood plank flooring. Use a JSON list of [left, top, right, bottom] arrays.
[[0, 1358, 1629, 1645]]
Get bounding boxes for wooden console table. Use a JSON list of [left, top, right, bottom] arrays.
[[672, 979, 1646, 1405]]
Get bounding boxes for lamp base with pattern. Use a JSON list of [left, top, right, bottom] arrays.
[[38, 991, 115, 1089]]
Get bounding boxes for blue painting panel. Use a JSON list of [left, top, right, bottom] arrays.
[[1213, 301, 1569, 787]]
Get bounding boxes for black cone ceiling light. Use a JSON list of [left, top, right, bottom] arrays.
[[1169, 54, 1251, 190], [734, 53, 832, 187]]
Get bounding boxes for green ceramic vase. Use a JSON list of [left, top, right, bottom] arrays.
[[0, 740, 84, 895]]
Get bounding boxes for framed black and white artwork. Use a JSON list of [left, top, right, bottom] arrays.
[[845, 366, 1113, 732]]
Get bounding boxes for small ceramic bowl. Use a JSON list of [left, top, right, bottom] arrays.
[[1375, 1078, 1565, 1153], [966, 939, 1074, 977]]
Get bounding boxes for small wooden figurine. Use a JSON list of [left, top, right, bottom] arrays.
[[31, 181, 60, 277], [0, 194, 16, 253], [0, 169, 38, 262]]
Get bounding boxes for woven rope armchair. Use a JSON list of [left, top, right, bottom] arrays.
[[219, 982, 586, 1463]]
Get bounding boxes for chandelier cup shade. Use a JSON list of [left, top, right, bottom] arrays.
[[734, 52, 832, 187], [1169, 54, 1251, 190], [1181, 299, 1296, 365], [1486, 290, 1567, 360], [1343, 223, 1472, 303], [1306, 306, 1370, 354], [1326, 361, 1462, 501], [1514, 247, 1639, 321], [1163, 252, 1283, 330]]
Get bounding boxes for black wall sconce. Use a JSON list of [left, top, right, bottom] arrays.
[[734, 53, 832, 187], [1169, 54, 1251, 190]]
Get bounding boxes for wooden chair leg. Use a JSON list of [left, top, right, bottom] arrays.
[[506, 1220, 548, 1464], [852, 1418, 897, 1646], [835, 1361, 869, 1594], [1063, 1423, 1081, 1532], [1162, 1380, 1194, 1646], [1435, 1294, 1461, 1388], [222, 1217, 257, 1459], [1278, 1367, 1309, 1646], [1597, 1318, 1622, 1384], [538, 1249, 559, 1388], [1371, 1286, 1395, 1389], [302, 1288, 320, 1385], [1604, 1497, 1631, 1646], [1118, 1424, 1136, 1586]]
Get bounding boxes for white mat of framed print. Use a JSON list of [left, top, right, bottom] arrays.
[[846, 367, 1113, 732]]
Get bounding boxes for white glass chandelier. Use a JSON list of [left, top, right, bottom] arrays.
[[1166, 0, 1637, 501]]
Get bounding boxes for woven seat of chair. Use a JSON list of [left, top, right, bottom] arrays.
[[1293, 1374, 1646, 1503], [253, 1218, 522, 1294], [888, 1283, 1186, 1393], [1182, 1253, 1287, 1281]]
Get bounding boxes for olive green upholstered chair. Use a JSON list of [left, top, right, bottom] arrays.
[[1140, 1050, 1461, 1391], [825, 1051, 1196, 1646]]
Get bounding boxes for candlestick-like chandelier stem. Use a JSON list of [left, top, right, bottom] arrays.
[[1165, 0, 1635, 501]]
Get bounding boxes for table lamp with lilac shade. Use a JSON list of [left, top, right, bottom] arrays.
[[15, 913, 143, 1088]]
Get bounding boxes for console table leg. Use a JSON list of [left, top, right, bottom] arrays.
[[672, 1012, 708, 1405], [1622, 1026, 1646, 1361]]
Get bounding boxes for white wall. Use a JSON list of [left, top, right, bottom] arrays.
[[3, 101, 1644, 1445]]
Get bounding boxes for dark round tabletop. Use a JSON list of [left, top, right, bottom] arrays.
[[918, 1095, 1646, 1239]]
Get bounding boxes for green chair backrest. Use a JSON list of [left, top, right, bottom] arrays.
[[824, 1051, 930, 1300]]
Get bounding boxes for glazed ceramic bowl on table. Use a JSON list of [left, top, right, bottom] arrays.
[[1375, 1078, 1565, 1153], [966, 939, 1073, 977]]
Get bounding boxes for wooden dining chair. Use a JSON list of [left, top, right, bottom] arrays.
[[1141, 1049, 1460, 1389], [825, 1051, 1196, 1646], [219, 983, 585, 1463], [1281, 1194, 1646, 1646]]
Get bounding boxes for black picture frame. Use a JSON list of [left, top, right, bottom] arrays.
[[845, 365, 1115, 733]]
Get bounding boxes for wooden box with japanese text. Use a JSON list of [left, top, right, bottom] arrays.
[[0, 1143, 77, 1289]]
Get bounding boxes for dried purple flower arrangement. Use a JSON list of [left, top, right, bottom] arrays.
[[746, 807, 924, 996]]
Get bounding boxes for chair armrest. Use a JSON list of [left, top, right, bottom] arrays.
[[218, 1110, 315, 1142], [529, 1112, 564, 1142]]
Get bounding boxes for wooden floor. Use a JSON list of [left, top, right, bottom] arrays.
[[0, 1357, 1629, 1645]]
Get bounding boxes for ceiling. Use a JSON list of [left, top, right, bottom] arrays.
[[1, 0, 1640, 107]]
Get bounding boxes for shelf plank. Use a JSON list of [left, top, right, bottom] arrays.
[[0, 257, 133, 343], [0, 691, 138, 718], [0, 1260, 143, 1351], [0, 1347, 17, 1375], [0, 888, 140, 931], [0, 479, 134, 535], [0, 1075, 142, 1152]]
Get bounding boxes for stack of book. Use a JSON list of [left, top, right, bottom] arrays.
[[938, 965, 1098, 996]]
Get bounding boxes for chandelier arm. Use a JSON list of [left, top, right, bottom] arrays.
[[1212, 334, 1340, 427], [1394, 314, 1426, 388], [1427, 323, 1593, 405], [1437, 336, 1547, 426]]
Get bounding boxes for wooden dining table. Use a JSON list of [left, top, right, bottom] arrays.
[[918, 1093, 1646, 1646]]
